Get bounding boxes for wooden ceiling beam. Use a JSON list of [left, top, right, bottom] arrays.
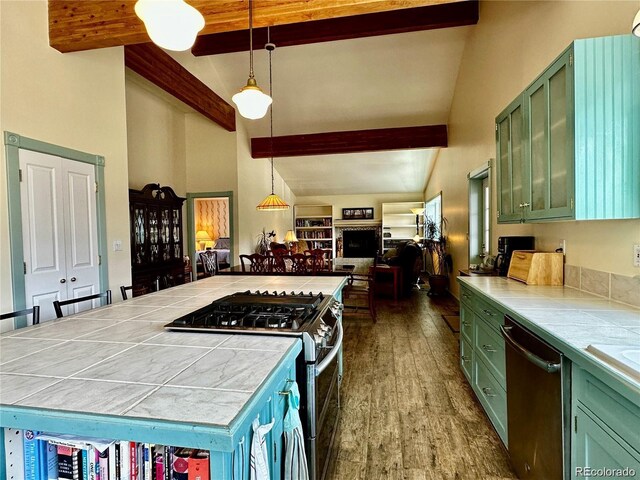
[[193, 1, 478, 56], [251, 125, 447, 158], [124, 44, 236, 132], [48, 0, 465, 53]]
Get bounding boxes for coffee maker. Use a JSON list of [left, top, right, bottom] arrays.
[[494, 236, 535, 276]]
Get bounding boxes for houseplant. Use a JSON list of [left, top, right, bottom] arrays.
[[424, 216, 451, 296], [255, 229, 276, 255]]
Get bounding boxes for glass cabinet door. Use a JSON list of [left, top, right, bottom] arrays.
[[496, 96, 526, 223], [525, 49, 574, 221]]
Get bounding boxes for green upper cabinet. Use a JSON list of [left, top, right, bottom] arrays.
[[496, 35, 640, 223], [496, 96, 526, 223]]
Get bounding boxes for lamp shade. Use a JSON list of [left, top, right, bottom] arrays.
[[195, 230, 211, 242], [634, 8, 640, 37], [135, 0, 205, 51], [256, 193, 289, 211], [410, 207, 425, 215], [232, 78, 273, 120], [284, 230, 298, 243]]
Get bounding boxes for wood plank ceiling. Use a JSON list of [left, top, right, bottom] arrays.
[[48, 0, 467, 53]]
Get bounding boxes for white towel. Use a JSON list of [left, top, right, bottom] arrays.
[[250, 417, 274, 480]]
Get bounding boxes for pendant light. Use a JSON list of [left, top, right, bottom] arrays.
[[633, 7, 640, 37], [134, 0, 205, 52], [232, 0, 272, 120], [256, 39, 289, 211]]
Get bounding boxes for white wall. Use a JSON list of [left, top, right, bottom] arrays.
[[425, 0, 640, 297], [295, 192, 423, 220], [0, 0, 131, 319], [236, 122, 296, 255]]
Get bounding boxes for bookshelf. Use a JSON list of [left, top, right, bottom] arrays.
[[382, 201, 425, 252], [294, 204, 334, 258]]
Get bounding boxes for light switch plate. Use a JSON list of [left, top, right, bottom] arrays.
[[634, 244, 640, 267], [113, 240, 122, 252]]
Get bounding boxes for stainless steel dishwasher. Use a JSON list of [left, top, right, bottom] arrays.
[[500, 316, 570, 480]]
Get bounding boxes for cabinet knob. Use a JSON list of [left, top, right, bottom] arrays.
[[523, 202, 530, 207], [482, 344, 497, 353], [59, 278, 66, 284], [482, 309, 495, 317], [70, 277, 76, 282], [461, 355, 470, 363]]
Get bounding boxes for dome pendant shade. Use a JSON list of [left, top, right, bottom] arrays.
[[256, 193, 289, 211], [232, 77, 272, 120], [134, 0, 205, 51], [633, 8, 640, 37]]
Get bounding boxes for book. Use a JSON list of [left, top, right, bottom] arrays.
[[129, 442, 137, 480], [99, 448, 108, 480], [46, 442, 59, 480], [57, 446, 82, 480], [119, 441, 130, 480], [171, 448, 192, 480], [23, 430, 40, 480], [187, 451, 209, 480]]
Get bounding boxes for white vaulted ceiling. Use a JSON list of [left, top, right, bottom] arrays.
[[171, 26, 472, 195]]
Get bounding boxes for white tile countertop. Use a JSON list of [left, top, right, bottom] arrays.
[[458, 276, 640, 391], [0, 275, 348, 427]]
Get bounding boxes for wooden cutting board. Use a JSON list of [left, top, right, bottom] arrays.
[[507, 251, 564, 285]]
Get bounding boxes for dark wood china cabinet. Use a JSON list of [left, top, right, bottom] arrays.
[[129, 183, 189, 295]]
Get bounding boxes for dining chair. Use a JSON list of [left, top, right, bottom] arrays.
[[342, 256, 378, 322], [304, 249, 329, 272], [270, 248, 289, 273], [288, 254, 312, 274], [120, 285, 133, 300], [199, 250, 219, 277], [240, 254, 272, 273], [53, 290, 112, 318], [0, 306, 40, 328]]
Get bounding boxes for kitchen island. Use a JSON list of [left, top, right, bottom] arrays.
[[457, 276, 640, 479], [0, 274, 348, 480]]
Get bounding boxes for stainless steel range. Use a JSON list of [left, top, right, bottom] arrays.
[[164, 290, 344, 480]]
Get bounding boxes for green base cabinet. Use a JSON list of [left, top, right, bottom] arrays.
[[571, 365, 640, 480], [458, 285, 508, 446], [497, 34, 640, 223]]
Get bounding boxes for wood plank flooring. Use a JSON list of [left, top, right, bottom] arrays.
[[326, 291, 517, 480]]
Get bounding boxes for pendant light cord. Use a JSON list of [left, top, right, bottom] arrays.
[[268, 27, 275, 195], [249, 0, 254, 79]]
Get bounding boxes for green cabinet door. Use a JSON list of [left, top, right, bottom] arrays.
[[573, 407, 640, 479], [524, 48, 575, 221], [496, 96, 527, 223]]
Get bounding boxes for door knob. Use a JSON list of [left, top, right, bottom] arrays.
[[70, 277, 77, 282], [60, 278, 66, 283]]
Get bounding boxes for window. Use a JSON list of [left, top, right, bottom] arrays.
[[469, 163, 492, 265], [424, 192, 442, 233]]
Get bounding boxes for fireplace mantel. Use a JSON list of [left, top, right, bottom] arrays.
[[334, 219, 382, 227]]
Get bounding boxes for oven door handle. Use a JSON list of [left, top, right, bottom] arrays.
[[500, 324, 561, 373], [315, 319, 343, 376]]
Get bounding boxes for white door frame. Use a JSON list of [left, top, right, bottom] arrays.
[[4, 132, 109, 328]]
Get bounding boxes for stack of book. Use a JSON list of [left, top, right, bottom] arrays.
[[21, 431, 210, 480]]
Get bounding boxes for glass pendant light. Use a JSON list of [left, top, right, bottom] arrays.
[[256, 39, 289, 211], [633, 7, 640, 37], [134, 0, 205, 51], [232, 0, 272, 120]]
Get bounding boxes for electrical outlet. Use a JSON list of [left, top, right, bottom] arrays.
[[634, 244, 640, 267], [559, 239, 566, 255], [113, 240, 122, 252]]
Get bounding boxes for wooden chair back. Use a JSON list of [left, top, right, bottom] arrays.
[[120, 285, 133, 300], [199, 250, 219, 277], [286, 253, 312, 274], [240, 254, 272, 273], [53, 290, 112, 318], [0, 306, 40, 327], [305, 249, 329, 272]]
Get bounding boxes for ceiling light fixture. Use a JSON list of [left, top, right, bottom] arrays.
[[232, 0, 272, 120], [134, 0, 205, 52], [256, 38, 289, 211], [633, 7, 640, 37]]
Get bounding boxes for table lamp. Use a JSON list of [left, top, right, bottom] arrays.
[[410, 207, 425, 243], [284, 230, 298, 250], [195, 230, 211, 250]]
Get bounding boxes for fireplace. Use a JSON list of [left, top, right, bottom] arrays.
[[343, 230, 378, 258]]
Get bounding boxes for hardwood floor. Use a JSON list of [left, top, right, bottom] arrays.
[[326, 291, 517, 480]]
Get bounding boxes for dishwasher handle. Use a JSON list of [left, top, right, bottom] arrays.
[[500, 324, 561, 374]]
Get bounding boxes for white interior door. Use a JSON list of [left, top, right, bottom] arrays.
[[20, 150, 100, 322]]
